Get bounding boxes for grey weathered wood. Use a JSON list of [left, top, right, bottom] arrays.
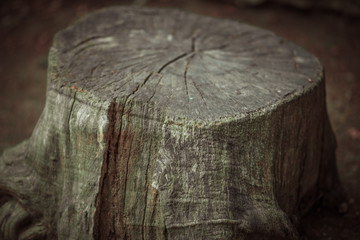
[[0, 7, 341, 240]]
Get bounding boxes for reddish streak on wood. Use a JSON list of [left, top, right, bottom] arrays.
[[94, 101, 136, 240]]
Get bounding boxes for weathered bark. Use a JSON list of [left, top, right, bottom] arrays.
[[0, 7, 341, 240]]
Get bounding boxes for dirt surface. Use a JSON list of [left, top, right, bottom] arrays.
[[0, 0, 359, 239]]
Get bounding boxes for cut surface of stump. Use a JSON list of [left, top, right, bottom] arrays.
[[0, 7, 341, 240]]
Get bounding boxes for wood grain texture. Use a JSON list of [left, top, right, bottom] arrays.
[[52, 7, 322, 121], [0, 7, 341, 240]]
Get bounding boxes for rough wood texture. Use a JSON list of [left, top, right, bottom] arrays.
[[0, 7, 341, 240]]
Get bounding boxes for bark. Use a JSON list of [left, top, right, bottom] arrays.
[[0, 7, 341, 240]]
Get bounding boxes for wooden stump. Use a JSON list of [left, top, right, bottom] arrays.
[[0, 7, 341, 240]]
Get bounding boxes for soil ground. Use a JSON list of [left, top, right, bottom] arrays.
[[0, 0, 359, 239]]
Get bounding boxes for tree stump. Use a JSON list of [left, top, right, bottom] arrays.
[[0, 7, 341, 240]]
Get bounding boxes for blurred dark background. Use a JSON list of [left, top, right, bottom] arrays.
[[0, 0, 359, 239]]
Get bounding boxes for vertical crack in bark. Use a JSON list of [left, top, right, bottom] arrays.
[[94, 100, 125, 240], [141, 138, 152, 240], [66, 91, 77, 167], [94, 101, 113, 239], [113, 105, 126, 239], [184, 61, 190, 111], [122, 132, 134, 228], [95, 67, 145, 239], [67, 92, 77, 138], [95, 37, 201, 239]]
